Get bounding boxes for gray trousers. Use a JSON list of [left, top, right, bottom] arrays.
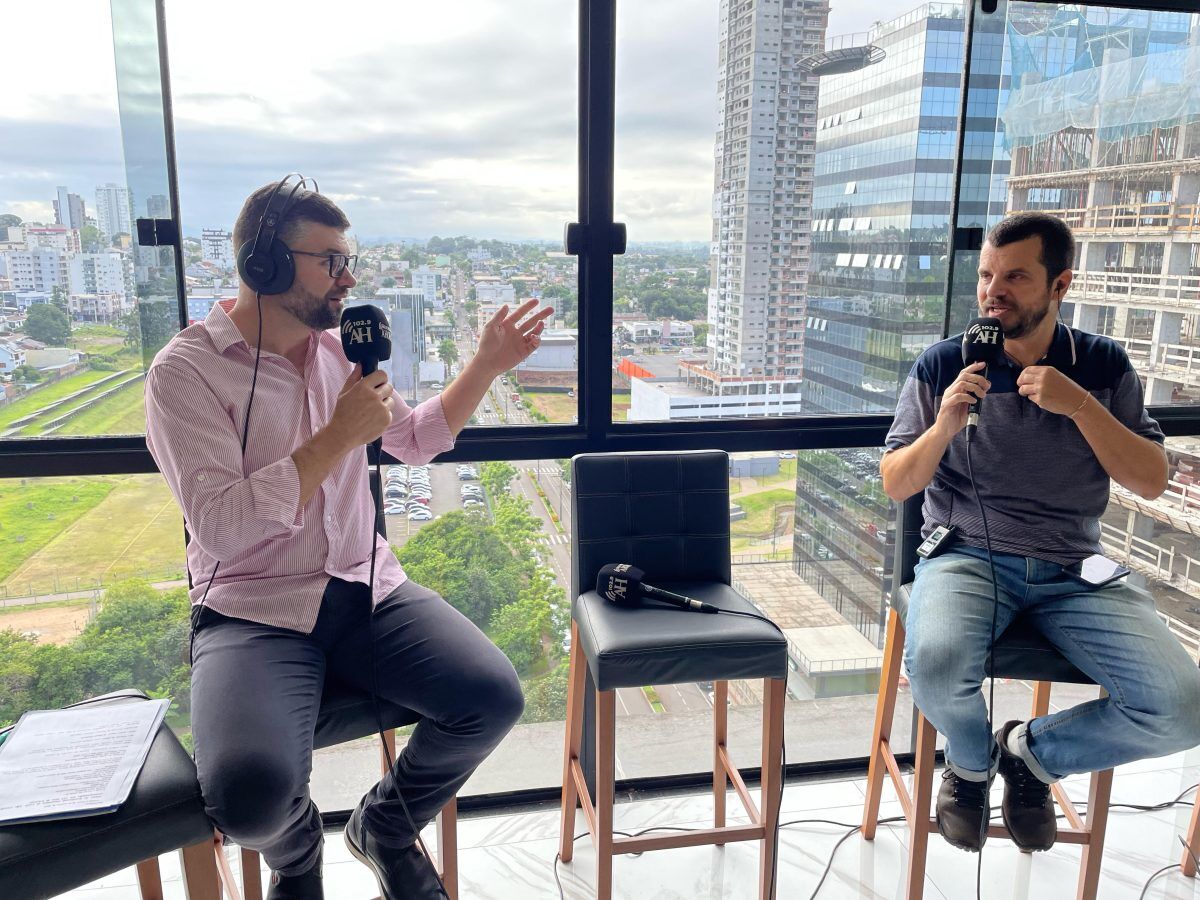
[[190, 577, 524, 876]]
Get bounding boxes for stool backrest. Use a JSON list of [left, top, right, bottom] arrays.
[[571, 450, 732, 602], [893, 490, 926, 595]]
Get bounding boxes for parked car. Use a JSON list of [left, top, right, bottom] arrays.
[[408, 509, 433, 521], [462, 498, 484, 508], [384, 503, 405, 516]]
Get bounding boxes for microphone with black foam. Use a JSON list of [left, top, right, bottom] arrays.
[[595, 563, 719, 613], [340, 304, 393, 455], [961, 316, 1004, 444]]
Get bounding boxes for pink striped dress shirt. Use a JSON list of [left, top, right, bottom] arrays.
[[144, 303, 455, 633]]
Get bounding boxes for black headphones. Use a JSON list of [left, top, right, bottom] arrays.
[[235, 173, 317, 295]]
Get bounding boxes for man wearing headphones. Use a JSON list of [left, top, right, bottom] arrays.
[[882, 212, 1200, 854], [145, 179, 552, 899]]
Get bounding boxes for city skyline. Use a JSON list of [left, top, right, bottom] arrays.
[[3, 0, 894, 243]]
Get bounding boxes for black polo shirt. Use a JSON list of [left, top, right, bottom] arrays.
[[885, 322, 1164, 565]]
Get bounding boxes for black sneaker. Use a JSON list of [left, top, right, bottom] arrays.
[[266, 846, 323, 900], [344, 798, 446, 900], [935, 768, 992, 851], [996, 720, 1057, 851]]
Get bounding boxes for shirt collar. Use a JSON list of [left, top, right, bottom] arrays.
[[997, 320, 1076, 370], [205, 302, 249, 356], [204, 301, 319, 366]]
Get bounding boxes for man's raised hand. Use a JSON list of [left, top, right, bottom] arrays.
[[476, 299, 553, 375]]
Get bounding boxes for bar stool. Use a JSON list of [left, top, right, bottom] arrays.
[[227, 678, 459, 900], [0, 689, 220, 900], [558, 450, 789, 900], [861, 492, 1113, 900]]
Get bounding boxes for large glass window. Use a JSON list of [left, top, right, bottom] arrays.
[[164, 0, 580, 425], [614, 1, 959, 425], [0, 0, 179, 440]]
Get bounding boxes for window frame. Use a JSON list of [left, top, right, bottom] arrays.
[[2, 0, 1199, 804]]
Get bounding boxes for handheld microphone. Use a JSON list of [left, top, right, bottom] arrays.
[[340, 305, 393, 454], [961, 317, 1004, 443], [595, 563, 719, 613]]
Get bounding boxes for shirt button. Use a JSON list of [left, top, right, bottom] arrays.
[[196, 474, 205, 482], [326, 515, 333, 523]]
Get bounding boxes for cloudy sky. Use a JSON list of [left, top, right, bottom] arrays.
[[1, 0, 883, 242]]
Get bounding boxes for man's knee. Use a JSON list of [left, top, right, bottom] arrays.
[[904, 628, 978, 709], [453, 652, 525, 738], [201, 749, 304, 845], [1135, 664, 1200, 751]]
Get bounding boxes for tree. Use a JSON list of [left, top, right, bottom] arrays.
[[0, 580, 191, 728], [480, 461, 517, 499], [381, 276, 396, 288], [0, 214, 21, 229], [437, 339, 459, 367], [50, 285, 69, 316], [136, 299, 178, 366], [489, 595, 546, 676], [396, 512, 523, 627], [520, 664, 570, 724], [10, 364, 42, 383], [79, 225, 103, 253], [692, 323, 709, 346], [24, 303, 71, 345]]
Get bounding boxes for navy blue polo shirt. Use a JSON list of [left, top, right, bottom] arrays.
[[885, 322, 1164, 565]]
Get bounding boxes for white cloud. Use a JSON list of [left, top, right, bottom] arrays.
[[1, 0, 899, 240]]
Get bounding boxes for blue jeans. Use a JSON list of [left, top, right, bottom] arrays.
[[905, 545, 1200, 783]]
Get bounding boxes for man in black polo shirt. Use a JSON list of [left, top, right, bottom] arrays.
[[882, 212, 1200, 852]]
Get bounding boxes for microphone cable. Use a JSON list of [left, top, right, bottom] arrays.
[[364, 452, 450, 900], [965, 433, 1001, 900]]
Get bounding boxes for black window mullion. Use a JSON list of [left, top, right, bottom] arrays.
[[577, 0, 617, 445]]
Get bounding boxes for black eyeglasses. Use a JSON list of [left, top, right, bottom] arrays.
[[292, 250, 358, 278]]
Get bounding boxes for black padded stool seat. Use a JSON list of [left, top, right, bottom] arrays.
[[0, 690, 216, 900], [575, 582, 787, 690], [893, 583, 1093, 685]]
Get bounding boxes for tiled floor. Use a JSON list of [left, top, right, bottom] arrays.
[[62, 747, 1200, 899]]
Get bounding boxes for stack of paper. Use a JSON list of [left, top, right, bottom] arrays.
[[0, 698, 170, 825]]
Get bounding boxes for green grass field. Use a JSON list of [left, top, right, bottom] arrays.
[[71, 327, 130, 358], [730, 488, 795, 551], [53, 380, 146, 436], [526, 391, 631, 422], [0, 475, 183, 597], [0, 370, 122, 430], [0, 479, 119, 583]]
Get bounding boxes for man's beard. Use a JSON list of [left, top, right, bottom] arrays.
[[999, 296, 1054, 340], [280, 285, 339, 330]]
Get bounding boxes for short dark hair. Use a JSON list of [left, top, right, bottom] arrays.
[[232, 181, 350, 252], [986, 212, 1075, 286]]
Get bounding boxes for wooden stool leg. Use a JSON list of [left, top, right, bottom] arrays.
[[758, 677, 786, 900], [1182, 789, 1200, 876], [714, 679, 729, 832], [864, 608, 904, 839], [1031, 680, 1052, 718], [905, 713, 937, 900], [1077, 768, 1112, 900], [181, 838, 223, 900], [239, 847, 260, 900], [595, 688, 617, 900], [135, 856, 163, 900], [438, 797, 459, 900], [560, 622, 586, 862]]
